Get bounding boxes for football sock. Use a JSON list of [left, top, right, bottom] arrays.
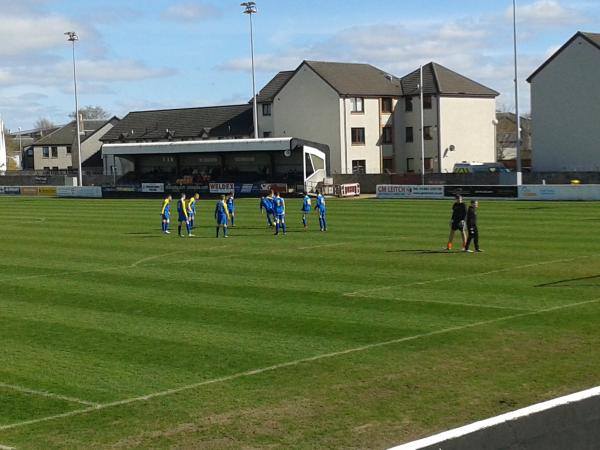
[[323, 219, 327, 230], [186, 222, 191, 234], [161, 222, 165, 232], [216, 227, 219, 237], [178, 224, 182, 235], [275, 223, 279, 234], [231, 217, 235, 226], [282, 223, 287, 233], [302, 216, 307, 227], [224, 227, 228, 237]]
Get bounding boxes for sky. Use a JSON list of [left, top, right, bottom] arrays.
[[1, 0, 598, 131]]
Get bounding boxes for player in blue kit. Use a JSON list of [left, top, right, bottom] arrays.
[[177, 193, 192, 237], [215, 194, 230, 238], [301, 191, 312, 229], [260, 195, 274, 227], [226, 192, 235, 227], [161, 194, 172, 234], [273, 192, 286, 235], [315, 189, 327, 231], [187, 193, 199, 230]]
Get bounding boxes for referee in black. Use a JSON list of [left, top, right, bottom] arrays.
[[464, 200, 483, 252], [446, 194, 467, 251]]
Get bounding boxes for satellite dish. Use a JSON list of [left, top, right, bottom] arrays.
[[449, 145, 456, 152], [283, 149, 292, 157]]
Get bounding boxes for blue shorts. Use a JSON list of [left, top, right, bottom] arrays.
[[162, 214, 170, 221], [276, 214, 285, 222], [302, 208, 311, 213], [178, 213, 188, 222], [266, 209, 274, 216], [216, 214, 228, 226], [318, 209, 326, 218]]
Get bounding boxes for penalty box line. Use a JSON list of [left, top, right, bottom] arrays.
[[1, 296, 600, 434], [344, 254, 600, 298], [0, 383, 98, 407]]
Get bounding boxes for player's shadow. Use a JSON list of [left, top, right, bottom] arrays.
[[386, 249, 455, 254], [535, 274, 600, 288]]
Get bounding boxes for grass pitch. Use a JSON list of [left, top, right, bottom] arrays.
[[1, 196, 600, 449]]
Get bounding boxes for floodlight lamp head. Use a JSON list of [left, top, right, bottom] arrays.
[[65, 31, 78, 42], [241, 1, 257, 14]]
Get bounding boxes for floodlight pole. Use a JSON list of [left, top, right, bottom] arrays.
[[512, 0, 522, 185], [18, 127, 22, 166], [419, 65, 425, 185], [242, 2, 259, 139], [66, 31, 83, 186]]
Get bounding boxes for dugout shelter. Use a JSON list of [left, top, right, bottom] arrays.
[[101, 137, 329, 191]]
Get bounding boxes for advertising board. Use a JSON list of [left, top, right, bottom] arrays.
[[21, 187, 39, 196], [141, 183, 165, 193], [519, 185, 600, 201], [444, 185, 518, 198], [38, 186, 57, 196], [209, 182, 235, 194], [0, 186, 20, 195], [376, 185, 444, 199], [57, 186, 103, 198]]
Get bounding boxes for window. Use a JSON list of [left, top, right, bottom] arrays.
[[350, 97, 364, 113], [66, 146, 72, 154], [43, 166, 50, 171], [405, 97, 413, 112], [51, 146, 58, 157], [382, 126, 393, 144], [423, 95, 433, 109], [42, 147, 49, 158], [424, 126, 433, 140], [381, 98, 393, 113], [351, 127, 365, 145], [383, 158, 394, 173], [262, 103, 272, 116], [263, 131, 272, 138], [52, 166, 58, 171], [352, 160, 366, 174], [424, 157, 434, 171], [405, 127, 414, 143], [406, 158, 414, 173]]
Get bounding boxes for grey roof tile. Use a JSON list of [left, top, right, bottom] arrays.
[[401, 62, 498, 97], [256, 71, 294, 103], [101, 104, 253, 142], [304, 61, 403, 96]]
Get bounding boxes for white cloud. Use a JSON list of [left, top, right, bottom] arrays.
[[511, 0, 589, 27], [161, 2, 222, 23], [0, 14, 84, 56]]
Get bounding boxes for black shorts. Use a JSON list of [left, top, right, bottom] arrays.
[[451, 220, 465, 231]]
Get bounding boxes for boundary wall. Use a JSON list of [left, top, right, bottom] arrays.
[[376, 184, 600, 201]]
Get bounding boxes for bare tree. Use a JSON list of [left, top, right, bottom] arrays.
[[70, 105, 110, 120], [34, 117, 56, 131]]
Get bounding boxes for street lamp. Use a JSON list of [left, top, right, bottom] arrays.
[[18, 127, 22, 168], [65, 31, 83, 186], [512, 0, 522, 185], [241, 1, 259, 139], [418, 65, 426, 185]]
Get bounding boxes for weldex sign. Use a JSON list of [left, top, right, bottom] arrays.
[[209, 183, 235, 194]]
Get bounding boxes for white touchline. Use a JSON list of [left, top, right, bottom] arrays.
[[356, 297, 536, 312], [344, 254, 599, 297], [1, 297, 599, 433], [0, 443, 16, 450], [387, 385, 600, 450], [0, 383, 98, 407]]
